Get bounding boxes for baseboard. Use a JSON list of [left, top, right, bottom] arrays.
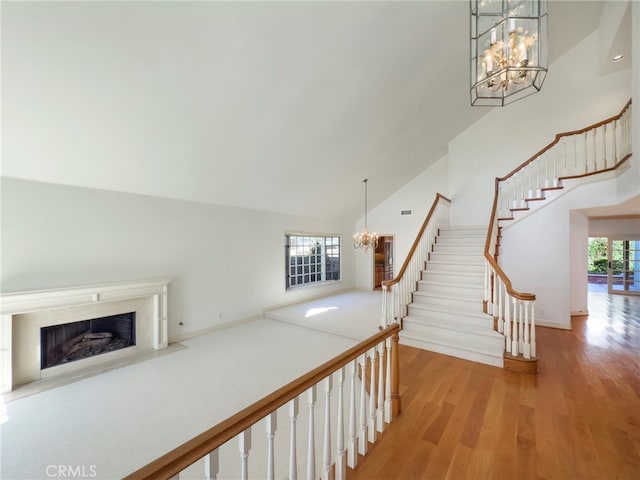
[[571, 309, 589, 317], [170, 315, 262, 343], [535, 319, 572, 330]]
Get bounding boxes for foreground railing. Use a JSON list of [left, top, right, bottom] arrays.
[[381, 193, 451, 327], [124, 324, 401, 480], [485, 99, 632, 359]]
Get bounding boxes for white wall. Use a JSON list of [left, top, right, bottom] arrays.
[[447, 30, 631, 227], [569, 210, 589, 316], [0, 178, 355, 341], [500, 173, 635, 329], [589, 217, 640, 237], [355, 156, 448, 289]]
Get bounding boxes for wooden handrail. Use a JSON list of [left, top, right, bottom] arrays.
[[484, 178, 535, 301], [382, 193, 451, 288], [500, 99, 632, 181], [124, 323, 401, 480]]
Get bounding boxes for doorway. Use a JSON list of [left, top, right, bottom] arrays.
[[374, 236, 394, 290], [588, 237, 640, 295]]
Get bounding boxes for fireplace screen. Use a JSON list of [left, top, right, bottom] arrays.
[[40, 312, 136, 369]]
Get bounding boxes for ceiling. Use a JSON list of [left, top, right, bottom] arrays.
[[1, 1, 617, 220]]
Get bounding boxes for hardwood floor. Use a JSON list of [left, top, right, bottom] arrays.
[[348, 292, 640, 480]]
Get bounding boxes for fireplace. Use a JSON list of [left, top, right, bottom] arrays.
[[0, 278, 170, 393], [40, 312, 137, 369]]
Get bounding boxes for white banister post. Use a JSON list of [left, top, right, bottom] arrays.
[[204, 450, 219, 480], [518, 300, 525, 353], [531, 302, 537, 357], [384, 337, 392, 423], [497, 275, 504, 333], [504, 284, 511, 353], [381, 285, 388, 328], [376, 342, 385, 433], [335, 368, 346, 480], [289, 398, 299, 480], [307, 385, 317, 480], [238, 429, 251, 480], [322, 376, 333, 480], [484, 262, 489, 311], [523, 302, 531, 359], [511, 297, 518, 356], [357, 355, 367, 456], [367, 349, 377, 444], [347, 360, 357, 468], [266, 412, 277, 480]]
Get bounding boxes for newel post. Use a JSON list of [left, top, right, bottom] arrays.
[[391, 331, 401, 417]]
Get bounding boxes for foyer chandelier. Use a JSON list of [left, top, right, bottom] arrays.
[[470, 0, 548, 106], [353, 179, 378, 252]]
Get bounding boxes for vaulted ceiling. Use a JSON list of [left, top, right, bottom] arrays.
[[1, 1, 615, 220]]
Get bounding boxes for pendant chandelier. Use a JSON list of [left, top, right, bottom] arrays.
[[353, 179, 378, 252], [470, 0, 548, 106]]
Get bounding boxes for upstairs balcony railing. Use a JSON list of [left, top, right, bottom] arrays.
[[124, 324, 401, 480], [485, 99, 632, 360]]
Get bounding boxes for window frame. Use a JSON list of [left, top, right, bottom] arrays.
[[284, 232, 342, 291]]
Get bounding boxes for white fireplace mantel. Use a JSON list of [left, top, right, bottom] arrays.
[[0, 278, 171, 393]]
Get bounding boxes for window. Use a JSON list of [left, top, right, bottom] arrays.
[[285, 234, 341, 289]]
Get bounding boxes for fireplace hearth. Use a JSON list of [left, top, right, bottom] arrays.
[[40, 312, 136, 369]]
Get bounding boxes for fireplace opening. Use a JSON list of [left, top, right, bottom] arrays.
[[40, 312, 136, 369]]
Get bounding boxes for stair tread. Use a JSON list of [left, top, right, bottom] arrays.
[[422, 271, 483, 278], [403, 315, 499, 337], [427, 260, 484, 266]]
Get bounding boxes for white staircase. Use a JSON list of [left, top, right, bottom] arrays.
[[400, 226, 505, 368]]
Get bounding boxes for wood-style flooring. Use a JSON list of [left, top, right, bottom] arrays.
[[348, 292, 640, 480]]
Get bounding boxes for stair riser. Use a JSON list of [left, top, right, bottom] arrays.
[[421, 272, 484, 286], [412, 295, 482, 311], [435, 236, 485, 245], [433, 244, 484, 254], [417, 283, 483, 298], [401, 323, 505, 351], [438, 229, 486, 237], [430, 252, 483, 263], [426, 263, 484, 274], [405, 311, 494, 328]]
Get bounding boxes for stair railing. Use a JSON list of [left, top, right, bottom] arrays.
[[485, 99, 633, 359], [381, 193, 451, 328], [124, 324, 401, 480]]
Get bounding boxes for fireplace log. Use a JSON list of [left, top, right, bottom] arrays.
[[83, 332, 113, 340]]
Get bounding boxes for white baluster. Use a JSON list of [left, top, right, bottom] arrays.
[[265, 412, 277, 480], [238, 429, 251, 480], [484, 261, 490, 310], [492, 272, 498, 319], [603, 123, 608, 168], [523, 302, 530, 359], [613, 120, 618, 162], [357, 354, 367, 456], [511, 297, 518, 355], [376, 342, 385, 433], [497, 275, 504, 333], [384, 338, 392, 423], [204, 450, 219, 480], [368, 349, 377, 444], [531, 302, 537, 357], [336, 368, 346, 480], [322, 376, 333, 480], [504, 283, 511, 352], [307, 386, 317, 480], [381, 285, 388, 328], [584, 131, 588, 174], [518, 301, 524, 353], [289, 398, 299, 480], [347, 360, 357, 468]]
